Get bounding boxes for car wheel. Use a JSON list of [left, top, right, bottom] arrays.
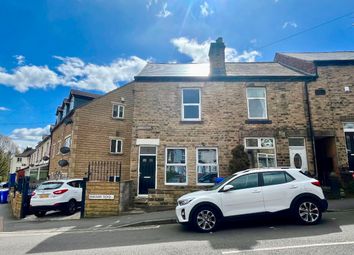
[[65, 199, 77, 215], [192, 206, 219, 232], [34, 211, 46, 217], [294, 198, 322, 225]]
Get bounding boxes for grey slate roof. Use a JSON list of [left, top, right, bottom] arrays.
[[70, 89, 100, 99], [16, 147, 35, 157], [136, 62, 307, 78], [278, 52, 354, 62]]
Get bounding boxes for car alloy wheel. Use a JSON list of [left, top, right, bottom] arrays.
[[66, 200, 76, 215], [298, 201, 320, 223], [196, 209, 217, 232]]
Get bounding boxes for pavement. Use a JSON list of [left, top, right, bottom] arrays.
[[0, 198, 354, 233]]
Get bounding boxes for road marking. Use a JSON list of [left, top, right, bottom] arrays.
[[93, 224, 102, 228], [222, 241, 354, 254], [115, 220, 120, 223]]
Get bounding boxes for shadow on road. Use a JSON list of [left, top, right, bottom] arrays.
[[27, 212, 351, 254]]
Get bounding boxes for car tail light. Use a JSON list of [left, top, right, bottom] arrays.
[[31, 191, 36, 197], [53, 189, 68, 195], [311, 181, 321, 187]]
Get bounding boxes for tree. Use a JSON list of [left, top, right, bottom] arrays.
[[229, 145, 250, 173], [0, 134, 18, 180]]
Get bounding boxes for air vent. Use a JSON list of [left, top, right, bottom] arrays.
[[315, 88, 326, 96]]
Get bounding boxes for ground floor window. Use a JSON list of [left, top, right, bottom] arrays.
[[244, 137, 276, 168], [197, 148, 218, 184], [110, 139, 123, 154], [165, 148, 187, 185]]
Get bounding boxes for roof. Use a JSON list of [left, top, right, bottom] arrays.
[[16, 147, 35, 157], [70, 89, 100, 99], [135, 62, 308, 79], [278, 51, 354, 62]]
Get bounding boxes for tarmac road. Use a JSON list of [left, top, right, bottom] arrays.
[[0, 211, 353, 255]]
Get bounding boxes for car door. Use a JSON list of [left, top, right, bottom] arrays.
[[221, 173, 265, 217], [260, 171, 299, 212], [67, 181, 82, 202]]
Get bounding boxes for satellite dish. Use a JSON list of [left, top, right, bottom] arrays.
[[60, 146, 70, 154], [58, 159, 69, 167], [42, 156, 50, 161]]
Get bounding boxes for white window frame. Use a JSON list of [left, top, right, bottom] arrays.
[[64, 135, 72, 148], [165, 147, 188, 186], [112, 103, 125, 119], [257, 153, 277, 168], [181, 88, 201, 121], [246, 87, 268, 119], [110, 138, 123, 154], [244, 137, 275, 149], [196, 147, 219, 185]]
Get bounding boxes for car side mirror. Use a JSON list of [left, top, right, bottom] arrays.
[[222, 184, 234, 192]]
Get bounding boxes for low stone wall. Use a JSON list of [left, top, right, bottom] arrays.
[[10, 191, 23, 219], [85, 181, 120, 217], [148, 187, 200, 210]]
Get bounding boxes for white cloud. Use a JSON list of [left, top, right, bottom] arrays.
[[200, 2, 214, 17], [10, 125, 50, 150], [250, 38, 257, 45], [14, 55, 25, 65], [146, 0, 158, 9], [170, 37, 261, 63], [156, 3, 172, 18], [0, 106, 10, 111], [282, 21, 298, 29], [0, 56, 147, 93]]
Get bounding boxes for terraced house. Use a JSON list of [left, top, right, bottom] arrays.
[[48, 38, 354, 207]]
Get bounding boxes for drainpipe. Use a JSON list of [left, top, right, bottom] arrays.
[[304, 81, 318, 177]]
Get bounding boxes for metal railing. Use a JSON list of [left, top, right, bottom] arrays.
[[87, 161, 122, 182]]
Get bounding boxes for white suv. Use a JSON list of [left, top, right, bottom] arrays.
[[30, 179, 83, 217], [176, 168, 328, 232]]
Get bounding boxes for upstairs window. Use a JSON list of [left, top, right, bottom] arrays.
[[182, 88, 201, 121], [110, 139, 123, 154], [247, 87, 267, 119], [112, 104, 124, 119], [64, 136, 72, 148]]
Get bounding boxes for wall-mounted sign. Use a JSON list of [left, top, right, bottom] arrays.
[[88, 194, 115, 200]]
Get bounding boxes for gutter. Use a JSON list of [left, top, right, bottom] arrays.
[[304, 81, 318, 177]]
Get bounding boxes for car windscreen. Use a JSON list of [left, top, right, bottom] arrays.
[[207, 175, 235, 191], [37, 182, 63, 190]]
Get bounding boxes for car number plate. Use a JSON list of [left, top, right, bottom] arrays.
[[39, 194, 49, 198]]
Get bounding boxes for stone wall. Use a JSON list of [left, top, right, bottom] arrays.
[[131, 80, 312, 193], [10, 191, 22, 219], [148, 187, 199, 209], [85, 181, 120, 217], [308, 65, 354, 171]]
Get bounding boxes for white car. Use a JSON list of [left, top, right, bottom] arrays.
[[176, 168, 328, 232], [30, 179, 83, 217]]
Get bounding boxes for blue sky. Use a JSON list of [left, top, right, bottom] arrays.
[[0, 0, 353, 149]]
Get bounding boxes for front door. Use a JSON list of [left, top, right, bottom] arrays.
[[289, 138, 308, 171], [345, 132, 354, 170], [138, 155, 156, 195]]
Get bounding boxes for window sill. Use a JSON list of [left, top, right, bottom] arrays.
[[245, 119, 272, 124], [110, 152, 123, 155], [112, 117, 124, 120], [165, 183, 188, 186], [180, 120, 204, 124]]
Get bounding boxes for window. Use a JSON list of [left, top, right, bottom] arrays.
[[262, 171, 294, 186], [228, 173, 259, 190], [257, 153, 276, 168], [64, 136, 72, 148], [17, 157, 22, 162], [112, 104, 124, 119], [244, 137, 276, 168], [165, 148, 187, 185], [182, 88, 201, 121], [245, 138, 275, 149], [247, 87, 267, 119], [110, 139, 123, 154], [197, 148, 218, 184], [289, 138, 305, 147]]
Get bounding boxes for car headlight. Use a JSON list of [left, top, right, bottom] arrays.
[[178, 198, 195, 206]]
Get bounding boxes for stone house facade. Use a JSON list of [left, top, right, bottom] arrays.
[[48, 38, 354, 206]]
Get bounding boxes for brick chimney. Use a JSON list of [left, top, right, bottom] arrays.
[[208, 37, 226, 76]]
